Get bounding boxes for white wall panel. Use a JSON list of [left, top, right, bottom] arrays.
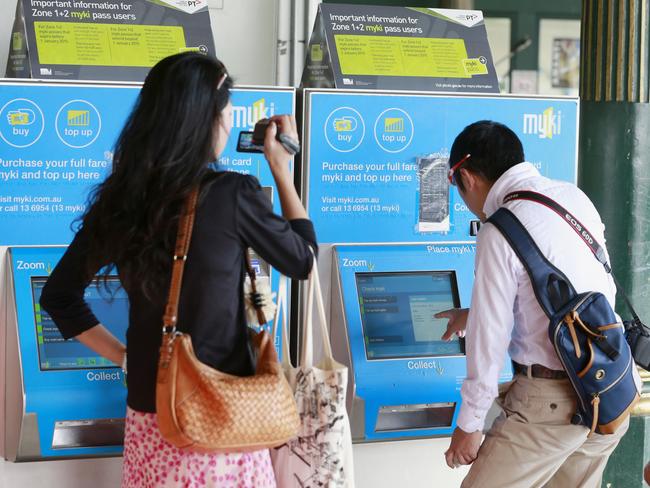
[[209, 0, 279, 86]]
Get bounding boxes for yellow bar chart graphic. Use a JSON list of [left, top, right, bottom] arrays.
[[67, 110, 90, 127], [384, 117, 404, 132]]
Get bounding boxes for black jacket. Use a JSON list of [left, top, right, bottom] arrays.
[[40, 172, 317, 412]]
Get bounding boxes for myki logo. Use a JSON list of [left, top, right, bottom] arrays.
[[523, 107, 562, 139], [231, 98, 275, 129]]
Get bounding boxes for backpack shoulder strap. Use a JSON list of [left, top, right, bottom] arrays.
[[487, 208, 577, 318]]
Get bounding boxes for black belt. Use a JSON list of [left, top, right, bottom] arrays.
[[512, 361, 568, 380]]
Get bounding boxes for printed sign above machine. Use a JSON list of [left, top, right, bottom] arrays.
[[302, 4, 499, 92], [6, 0, 215, 81], [301, 89, 579, 245]]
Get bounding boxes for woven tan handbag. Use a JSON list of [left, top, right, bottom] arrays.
[[156, 188, 300, 453]]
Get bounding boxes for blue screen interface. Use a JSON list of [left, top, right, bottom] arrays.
[[356, 271, 462, 360], [31, 277, 129, 371]]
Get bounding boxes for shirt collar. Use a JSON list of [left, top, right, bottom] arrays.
[[483, 162, 541, 218]]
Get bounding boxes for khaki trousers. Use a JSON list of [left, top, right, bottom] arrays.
[[461, 374, 629, 488]]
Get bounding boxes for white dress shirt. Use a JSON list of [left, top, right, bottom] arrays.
[[456, 162, 641, 433]]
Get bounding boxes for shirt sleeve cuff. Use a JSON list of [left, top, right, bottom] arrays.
[[48, 310, 99, 340], [289, 219, 317, 250], [456, 404, 486, 433]]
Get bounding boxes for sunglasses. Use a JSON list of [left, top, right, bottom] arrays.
[[448, 153, 471, 186]]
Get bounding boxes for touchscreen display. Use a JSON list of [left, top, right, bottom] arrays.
[[356, 271, 462, 360], [31, 277, 129, 371]]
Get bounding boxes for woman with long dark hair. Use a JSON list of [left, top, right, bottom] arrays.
[[39, 52, 316, 487]]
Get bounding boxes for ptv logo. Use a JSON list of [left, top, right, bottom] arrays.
[[158, 0, 207, 14]]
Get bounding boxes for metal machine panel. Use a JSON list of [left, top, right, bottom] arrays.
[[375, 403, 455, 432], [5, 247, 127, 460]]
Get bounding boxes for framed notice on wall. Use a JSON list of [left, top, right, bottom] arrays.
[[538, 18, 580, 96], [5, 0, 215, 81]]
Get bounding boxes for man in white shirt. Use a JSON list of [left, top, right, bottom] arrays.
[[438, 121, 638, 487]]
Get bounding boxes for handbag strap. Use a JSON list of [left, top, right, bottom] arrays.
[[162, 187, 267, 331], [163, 188, 200, 331], [503, 190, 643, 326], [301, 248, 334, 368]]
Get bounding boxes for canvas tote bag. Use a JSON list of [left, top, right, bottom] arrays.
[[271, 262, 355, 487]]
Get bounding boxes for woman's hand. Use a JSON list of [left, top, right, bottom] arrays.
[[76, 324, 126, 367], [262, 114, 307, 220], [436, 308, 469, 341], [263, 114, 299, 178]]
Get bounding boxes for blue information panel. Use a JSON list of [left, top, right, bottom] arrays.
[[304, 90, 579, 244], [0, 81, 295, 246], [9, 247, 127, 458]]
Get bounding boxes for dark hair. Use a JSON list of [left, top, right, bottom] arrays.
[[80, 52, 233, 300], [449, 120, 524, 191]]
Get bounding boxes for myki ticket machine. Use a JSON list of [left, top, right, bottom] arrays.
[[301, 89, 579, 443], [4, 247, 127, 460], [331, 244, 512, 442]]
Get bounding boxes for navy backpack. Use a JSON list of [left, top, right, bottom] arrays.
[[488, 190, 639, 436]]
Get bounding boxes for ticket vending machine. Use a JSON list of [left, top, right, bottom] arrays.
[[331, 244, 513, 442], [299, 82, 578, 485], [0, 82, 299, 465], [4, 247, 127, 461], [300, 89, 579, 446]]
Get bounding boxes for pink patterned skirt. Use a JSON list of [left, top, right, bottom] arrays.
[[121, 407, 277, 488]]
